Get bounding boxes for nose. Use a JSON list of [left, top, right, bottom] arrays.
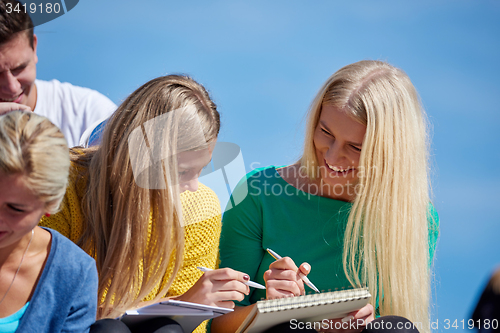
[[0, 71, 22, 95], [325, 142, 356, 170], [324, 140, 345, 165]]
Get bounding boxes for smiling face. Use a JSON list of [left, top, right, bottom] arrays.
[[176, 142, 215, 193], [0, 172, 45, 251], [313, 105, 366, 201], [0, 33, 38, 109]]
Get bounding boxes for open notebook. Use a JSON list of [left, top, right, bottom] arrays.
[[237, 288, 371, 333], [120, 299, 233, 333]]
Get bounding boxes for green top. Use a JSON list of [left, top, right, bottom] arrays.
[[219, 166, 439, 305]]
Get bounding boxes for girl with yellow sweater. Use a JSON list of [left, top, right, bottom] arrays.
[[41, 75, 249, 333]]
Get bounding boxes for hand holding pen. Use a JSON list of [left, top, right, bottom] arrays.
[[176, 267, 253, 309], [264, 248, 320, 299], [197, 267, 266, 289]]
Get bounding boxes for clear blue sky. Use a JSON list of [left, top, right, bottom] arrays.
[[35, 1, 500, 331]]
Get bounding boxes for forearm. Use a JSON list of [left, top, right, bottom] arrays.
[[211, 304, 256, 333]]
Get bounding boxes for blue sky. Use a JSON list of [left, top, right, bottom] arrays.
[[35, 1, 500, 331]]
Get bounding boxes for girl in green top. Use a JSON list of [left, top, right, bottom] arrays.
[[213, 60, 438, 333]]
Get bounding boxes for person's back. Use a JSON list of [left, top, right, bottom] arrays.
[[0, 0, 115, 147]]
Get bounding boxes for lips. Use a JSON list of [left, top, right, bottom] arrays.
[[324, 159, 355, 176], [0, 92, 24, 103]]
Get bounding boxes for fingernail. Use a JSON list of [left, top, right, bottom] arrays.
[[303, 263, 311, 271], [342, 315, 354, 323], [243, 275, 250, 281]]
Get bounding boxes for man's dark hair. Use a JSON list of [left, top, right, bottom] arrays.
[[0, 0, 34, 48]]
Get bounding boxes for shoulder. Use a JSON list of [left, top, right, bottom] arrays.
[[194, 182, 219, 200], [35, 79, 89, 97], [181, 183, 220, 209], [46, 228, 95, 269], [34, 79, 50, 90], [237, 165, 286, 198], [36, 79, 116, 108], [44, 228, 96, 281], [246, 165, 279, 180], [232, 165, 280, 192], [221, 166, 281, 216], [181, 183, 221, 227], [16, 228, 97, 333], [37, 79, 98, 95]]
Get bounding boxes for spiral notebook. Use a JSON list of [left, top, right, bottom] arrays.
[[236, 288, 371, 333]]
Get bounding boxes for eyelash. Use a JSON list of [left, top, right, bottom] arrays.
[[321, 128, 331, 136], [11, 67, 26, 76], [321, 128, 361, 152], [8, 204, 24, 213], [179, 160, 212, 176]]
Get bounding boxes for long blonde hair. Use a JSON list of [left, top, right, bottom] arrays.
[[73, 75, 220, 318], [301, 61, 433, 329], [0, 111, 69, 213]]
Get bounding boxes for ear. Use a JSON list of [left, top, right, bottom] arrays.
[[33, 34, 38, 64]]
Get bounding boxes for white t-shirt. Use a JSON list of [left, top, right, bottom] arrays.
[[34, 79, 116, 147]]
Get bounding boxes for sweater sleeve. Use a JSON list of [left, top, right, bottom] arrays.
[[166, 183, 223, 297], [162, 184, 222, 333]]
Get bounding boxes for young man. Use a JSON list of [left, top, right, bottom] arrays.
[[0, 0, 115, 147]]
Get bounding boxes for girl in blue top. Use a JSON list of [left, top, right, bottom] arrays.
[[0, 111, 98, 333]]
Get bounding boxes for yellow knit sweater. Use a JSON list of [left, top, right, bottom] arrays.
[[39, 164, 222, 333]]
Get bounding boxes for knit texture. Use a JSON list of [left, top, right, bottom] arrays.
[[39, 164, 222, 333]]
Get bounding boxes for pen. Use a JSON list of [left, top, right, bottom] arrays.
[[196, 266, 266, 290], [266, 248, 320, 293]]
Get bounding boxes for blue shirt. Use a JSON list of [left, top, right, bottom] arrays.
[[14, 228, 98, 333], [0, 303, 29, 333]]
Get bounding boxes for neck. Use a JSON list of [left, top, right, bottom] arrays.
[[317, 179, 356, 202], [0, 229, 34, 267]]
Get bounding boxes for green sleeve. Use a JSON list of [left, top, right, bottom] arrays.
[[219, 172, 265, 306], [428, 203, 440, 264], [374, 202, 439, 319]]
